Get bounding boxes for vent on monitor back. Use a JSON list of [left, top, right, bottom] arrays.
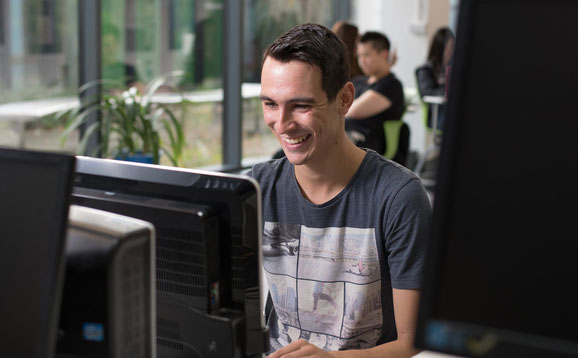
[[152, 211, 221, 313], [157, 318, 184, 351], [156, 227, 208, 297], [70, 192, 222, 313], [231, 242, 245, 291], [117, 243, 150, 358]]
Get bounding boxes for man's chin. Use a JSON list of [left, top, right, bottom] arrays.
[[285, 152, 308, 166]]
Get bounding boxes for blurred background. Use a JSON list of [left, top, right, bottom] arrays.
[[0, 0, 457, 171]]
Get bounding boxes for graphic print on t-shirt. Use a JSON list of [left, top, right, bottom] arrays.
[[263, 222, 382, 351]]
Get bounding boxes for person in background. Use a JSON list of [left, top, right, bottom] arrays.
[[331, 21, 364, 79], [345, 31, 405, 158], [252, 23, 431, 357], [415, 27, 455, 130]]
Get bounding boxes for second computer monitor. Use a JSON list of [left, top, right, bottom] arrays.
[[72, 156, 268, 357]]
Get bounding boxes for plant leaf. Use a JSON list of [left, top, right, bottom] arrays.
[[142, 70, 185, 107], [76, 121, 100, 156]]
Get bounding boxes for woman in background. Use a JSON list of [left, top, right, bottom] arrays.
[[332, 21, 364, 79], [415, 27, 454, 130]]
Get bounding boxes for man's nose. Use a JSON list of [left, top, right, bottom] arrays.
[[275, 107, 295, 133]]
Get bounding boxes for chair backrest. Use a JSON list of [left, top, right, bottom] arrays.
[[421, 101, 443, 136], [383, 119, 404, 160]]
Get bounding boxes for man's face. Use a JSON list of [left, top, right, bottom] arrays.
[[356, 42, 388, 76], [260, 58, 342, 166]]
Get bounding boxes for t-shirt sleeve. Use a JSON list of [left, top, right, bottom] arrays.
[[371, 77, 404, 105], [384, 178, 432, 289]]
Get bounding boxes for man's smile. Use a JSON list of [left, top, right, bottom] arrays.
[[283, 134, 311, 145]]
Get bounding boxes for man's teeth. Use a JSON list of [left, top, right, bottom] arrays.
[[284, 134, 309, 144]]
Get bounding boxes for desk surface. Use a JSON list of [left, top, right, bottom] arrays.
[[0, 97, 79, 122], [422, 95, 446, 105], [0, 83, 263, 122], [413, 350, 466, 358], [152, 82, 261, 104]]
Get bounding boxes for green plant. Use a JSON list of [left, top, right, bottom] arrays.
[[59, 71, 185, 166]]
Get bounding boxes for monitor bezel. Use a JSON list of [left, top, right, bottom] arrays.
[[0, 147, 76, 358]]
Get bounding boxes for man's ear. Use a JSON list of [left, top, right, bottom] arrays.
[[338, 81, 355, 114], [381, 49, 390, 62]]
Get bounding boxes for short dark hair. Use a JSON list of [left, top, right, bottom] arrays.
[[359, 31, 390, 52], [263, 23, 350, 102]]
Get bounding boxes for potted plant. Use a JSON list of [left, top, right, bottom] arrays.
[[60, 71, 185, 166]]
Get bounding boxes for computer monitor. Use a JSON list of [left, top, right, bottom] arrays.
[[415, 1, 578, 357], [72, 156, 268, 357], [57, 205, 156, 358], [0, 147, 75, 358]]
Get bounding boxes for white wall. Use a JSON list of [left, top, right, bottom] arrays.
[[352, 0, 449, 157]]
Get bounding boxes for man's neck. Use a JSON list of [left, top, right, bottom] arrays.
[[294, 141, 366, 205]]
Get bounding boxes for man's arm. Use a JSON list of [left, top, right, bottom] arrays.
[[347, 89, 392, 119], [267, 289, 421, 358], [334, 289, 421, 358]]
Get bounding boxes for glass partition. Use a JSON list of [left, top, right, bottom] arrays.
[[100, 0, 225, 168]]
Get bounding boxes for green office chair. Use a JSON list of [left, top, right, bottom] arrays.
[[383, 88, 413, 166], [383, 120, 403, 159], [422, 101, 443, 137], [414, 97, 445, 177], [383, 119, 409, 166]]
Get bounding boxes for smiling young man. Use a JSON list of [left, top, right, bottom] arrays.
[[251, 24, 431, 358]]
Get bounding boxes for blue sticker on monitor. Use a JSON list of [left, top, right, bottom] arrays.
[[426, 320, 450, 349], [426, 320, 467, 354], [82, 322, 104, 342]]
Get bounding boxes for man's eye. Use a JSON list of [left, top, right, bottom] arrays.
[[294, 104, 310, 109], [263, 102, 277, 108]]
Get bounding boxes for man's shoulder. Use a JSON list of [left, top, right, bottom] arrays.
[[371, 73, 403, 99], [360, 152, 432, 220], [361, 151, 422, 191], [250, 157, 290, 183], [379, 73, 403, 87], [364, 150, 413, 174]]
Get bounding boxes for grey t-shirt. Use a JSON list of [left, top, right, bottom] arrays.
[[250, 150, 431, 351]]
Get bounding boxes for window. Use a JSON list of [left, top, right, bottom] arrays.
[[0, 0, 350, 170], [99, 0, 225, 168], [0, 0, 78, 150]]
